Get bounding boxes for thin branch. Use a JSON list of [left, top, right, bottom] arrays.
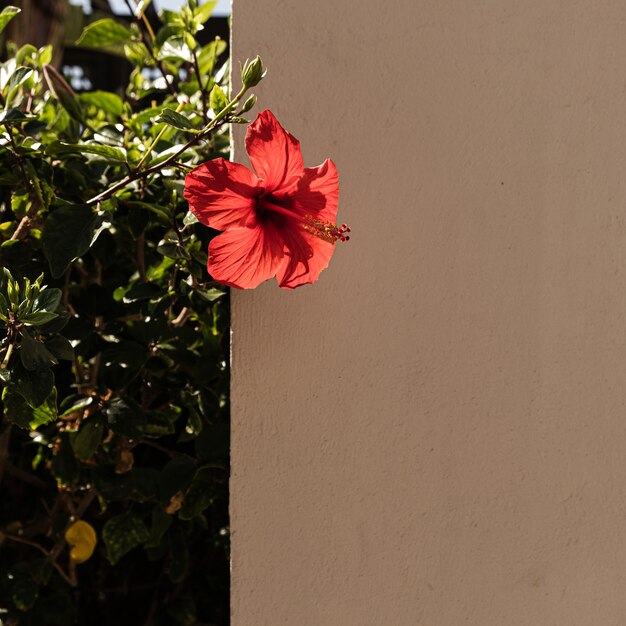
[[86, 85, 248, 207], [123, 0, 176, 96], [6, 131, 41, 241], [49, 489, 97, 562], [171, 306, 189, 327], [3, 533, 76, 587], [191, 46, 209, 123]]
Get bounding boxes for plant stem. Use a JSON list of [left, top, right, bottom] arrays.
[[135, 101, 186, 170], [3, 532, 76, 586], [191, 46, 209, 123], [123, 0, 175, 96], [49, 489, 96, 562], [138, 10, 157, 42], [86, 86, 247, 207], [1, 340, 14, 370], [6, 130, 42, 240]]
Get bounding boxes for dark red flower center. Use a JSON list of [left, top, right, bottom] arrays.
[[256, 194, 350, 244]]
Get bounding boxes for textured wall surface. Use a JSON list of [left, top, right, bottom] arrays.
[[231, 2, 626, 624]]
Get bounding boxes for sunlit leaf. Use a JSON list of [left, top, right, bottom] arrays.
[[76, 19, 133, 47], [0, 6, 20, 35]]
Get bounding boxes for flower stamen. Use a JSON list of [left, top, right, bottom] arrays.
[[302, 216, 351, 244], [262, 199, 350, 245]]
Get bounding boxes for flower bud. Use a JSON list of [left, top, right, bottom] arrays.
[[241, 94, 257, 114], [42, 64, 84, 123], [241, 56, 266, 89]]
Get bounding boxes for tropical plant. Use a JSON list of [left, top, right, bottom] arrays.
[[0, 1, 258, 623]]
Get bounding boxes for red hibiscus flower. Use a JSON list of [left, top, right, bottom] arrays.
[[184, 110, 349, 289]]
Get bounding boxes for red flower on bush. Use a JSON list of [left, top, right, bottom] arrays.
[[184, 110, 349, 289]]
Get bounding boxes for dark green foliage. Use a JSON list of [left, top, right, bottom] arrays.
[[0, 2, 261, 624]]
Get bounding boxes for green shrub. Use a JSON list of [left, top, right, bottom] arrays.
[[0, 3, 258, 623]]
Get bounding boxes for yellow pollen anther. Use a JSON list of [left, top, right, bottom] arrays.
[[302, 216, 351, 244]]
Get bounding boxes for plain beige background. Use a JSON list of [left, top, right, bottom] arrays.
[[231, 1, 626, 624]]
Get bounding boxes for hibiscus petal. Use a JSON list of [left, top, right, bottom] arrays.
[[184, 158, 260, 231], [208, 223, 285, 289], [275, 230, 336, 290], [246, 110, 304, 193], [277, 159, 339, 222]]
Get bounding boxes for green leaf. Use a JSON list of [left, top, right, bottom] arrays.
[[21, 311, 58, 327], [0, 6, 20, 35], [42, 64, 84, 123], [8, 66, 32, 89], [2, 387, 31, 428], [159, 457, 197, 504], [106, 398, 180, 438], [42, 206, 108, 278], [103, 513, 150, 565], [16, 44, 37, 64], [178, 406, 203, 442], [38, 45, 53, 65], [135, 0, 153, 15], [45, 336, 74, 361], [0, 108, 37, 125], [33, 287, 62, 313], [122, 281, 164, 302], [71, 419, 103, 461], [179, 466, 214, 520], [3, 385, 57, 429], [59, 396, 94, 418], [193, 0, 216, 24], [159, 9, 184, 26], [134, 106, 167, 128], [182, 210, 198, 226], [146, 143, 186, 168], [40, 310, 69, 334], [209, 84, 228, 114], [76, 19, 133, 47], [145, 506, 172, 549], [50, 142, 127, 162], [11, 359, 54, 408], [124, 41, 151, 66], [155, 108, 197, 132], [20, 330, 58, 371], [197, 38, 227, 75], [158, 37, 193, 63], [29, 386, 57, 428], [79, 91, 124, 117], [155, 24, 183, 48], [196, 286, 226, 302], [157, 236, 191, 260]]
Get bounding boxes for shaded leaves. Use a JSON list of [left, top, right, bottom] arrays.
[[41, 206, 108, 277]]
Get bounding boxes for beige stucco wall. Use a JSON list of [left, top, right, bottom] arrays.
[[231, 2, 626, 624]]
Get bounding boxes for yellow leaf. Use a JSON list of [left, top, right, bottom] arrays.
[[65, 520, 97, 564]]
